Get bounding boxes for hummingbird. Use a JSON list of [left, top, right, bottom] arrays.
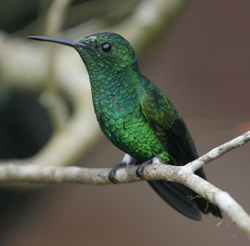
[[28, 32, 222, 220]]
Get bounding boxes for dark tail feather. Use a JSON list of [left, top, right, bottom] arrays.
[[148, 180, 201, 220], [148, 180, 222, 220], [194, 168, 222, 218], [195, 196, 223, 218]]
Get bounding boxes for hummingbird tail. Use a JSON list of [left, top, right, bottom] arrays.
[[147, 180, 222, 220]]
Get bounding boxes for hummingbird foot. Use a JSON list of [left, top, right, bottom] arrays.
[[109, 154, 136, 183], [108, 162, 128, 184], [136, 159, 152, 179]]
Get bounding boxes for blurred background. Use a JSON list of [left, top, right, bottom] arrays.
[[0, 0, 250, 245]]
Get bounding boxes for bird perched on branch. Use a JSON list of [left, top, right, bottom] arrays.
[[28, 32, 222, 220]]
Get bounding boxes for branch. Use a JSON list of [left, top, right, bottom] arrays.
[[0, 131, 250, 235], [1, 130, 249, 184], [188, 130, 250, 172]]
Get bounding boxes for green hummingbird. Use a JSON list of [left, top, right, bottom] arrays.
[[28, 32, 222, 220]]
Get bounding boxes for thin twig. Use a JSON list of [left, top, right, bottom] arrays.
[[187, 130, 250, 172], [0, 131, 250, 235]]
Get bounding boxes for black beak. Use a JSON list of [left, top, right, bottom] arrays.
[[27, 36, 86, 49]]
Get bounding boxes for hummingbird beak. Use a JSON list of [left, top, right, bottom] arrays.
[[27, 36, 86, 49]]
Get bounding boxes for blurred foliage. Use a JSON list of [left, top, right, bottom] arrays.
[[0, 0, 141, 35], [0, 0, 39, 33], [0, 91, 53, 159]]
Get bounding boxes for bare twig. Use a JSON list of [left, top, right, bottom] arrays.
[[188, 130, 250, 172], [1, 131, 249, 184], [0, 131, 250, 235]]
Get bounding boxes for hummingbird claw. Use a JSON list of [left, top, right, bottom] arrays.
[[136, 159, 152, 179], [108, 162, 127, 184], [108, 169, 119, 184], [136, 166, 145, 179]]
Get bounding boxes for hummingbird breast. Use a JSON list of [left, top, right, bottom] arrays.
[[91, 79, 166, 162]]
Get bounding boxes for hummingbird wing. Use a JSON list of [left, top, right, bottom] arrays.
[[140, 84, 222, 220], [140, 86, 198, 166]]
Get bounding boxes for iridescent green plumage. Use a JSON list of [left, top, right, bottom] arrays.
[[28, 32, 222, 220], [76, 33, 179, 163]]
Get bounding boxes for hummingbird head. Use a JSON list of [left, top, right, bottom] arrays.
[[77, 32, 138, 71], [28, 32, 139, 72]]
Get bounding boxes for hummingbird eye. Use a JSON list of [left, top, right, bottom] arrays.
[[100, 43, 113, 53]]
